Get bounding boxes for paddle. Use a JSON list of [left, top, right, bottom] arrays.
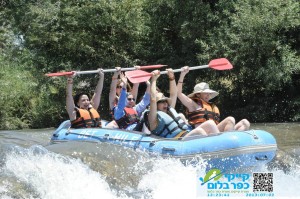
[[125, 58, 233, 83], [45, 64, 167, 77]]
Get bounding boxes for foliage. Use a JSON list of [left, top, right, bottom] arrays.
[[0, 0, 299, 129], [0, 55, 35, 129], [197, 0, 300, 122]]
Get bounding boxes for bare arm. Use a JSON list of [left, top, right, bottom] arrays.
[[91, 69, 104, 110], [145, 80, 150, 94], [177, 66, 195, 112], [166, 68, 177, 108], [131, 66, 141, 100], [109, 67, 121, 110], [148, 70, 160, 131], [131, 83, 139, 100], [66, 76, 76, 121]]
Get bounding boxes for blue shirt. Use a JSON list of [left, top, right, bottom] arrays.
[[114, 88, 150, 120]]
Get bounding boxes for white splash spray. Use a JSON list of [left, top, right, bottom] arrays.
[[2, 145, 131, 199]]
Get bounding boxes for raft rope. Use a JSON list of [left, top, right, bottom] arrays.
[[64, 130, 185, 145], [59, 128, 225, 147], [240, 129, 258, 139]]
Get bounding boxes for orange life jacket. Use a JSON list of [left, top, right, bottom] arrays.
[[186, 98, 220, 126], [115, 107, 139, 129], [71, 107, 102, 128]]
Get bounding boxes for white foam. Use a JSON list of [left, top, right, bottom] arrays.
[[2, 145, 300, 199], [3, 145, 129, 199]]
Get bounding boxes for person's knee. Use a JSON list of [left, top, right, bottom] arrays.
[[226, 116, 235, 125], [241, 119, 250, 129], [234, 119, 250, 131], [206, 120, 216, 126], [105, 120, 118, 129]]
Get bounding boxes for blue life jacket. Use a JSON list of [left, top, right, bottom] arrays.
[[145, 107, 189, 138]]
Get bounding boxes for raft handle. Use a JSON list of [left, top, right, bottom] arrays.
[[149, 141, 155, 147], [162, 147, 176, 152], [255, 155, 268, 161]]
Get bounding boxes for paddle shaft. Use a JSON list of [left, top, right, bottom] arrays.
[[75, 64, 168, 74], [161, 65, 208, 74], [132, 65, 209, 78], [75, 67, 135, 75], [46, 64, 167, 77]]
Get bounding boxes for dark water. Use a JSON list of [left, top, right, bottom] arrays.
[[0, 123, 299, 199]]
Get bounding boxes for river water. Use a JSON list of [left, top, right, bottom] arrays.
[[0, 123, 299, 199]]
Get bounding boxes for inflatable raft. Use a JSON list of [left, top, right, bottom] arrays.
[[50, 120, 277, 170]]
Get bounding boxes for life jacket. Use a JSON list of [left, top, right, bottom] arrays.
[[187, 98, 220, 126], [71, 107, 102, 128], [115, 107, 139, 129], [144, 107, 189, 138]]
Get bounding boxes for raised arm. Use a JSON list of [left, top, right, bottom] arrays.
[[166, 68, 177, 108], [131, 83, 139, 101], [135, 80, 150, 116], [109, 67, 121, 110], [91, 69, 104, 110], [131, 65, 141, 100], [113, 73, 128, 120], [148, 70, 160, 131], [66, 75, 76, 121], [177, 66, 195, 111]]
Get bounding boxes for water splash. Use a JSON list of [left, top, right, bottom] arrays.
[[137, 158, 207, 199], [0, 144, 300, 199], [1, 145, 130, 199]]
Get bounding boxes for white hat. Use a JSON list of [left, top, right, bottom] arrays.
[[156, 92, 168, 102], [187, 82, 219, 100]]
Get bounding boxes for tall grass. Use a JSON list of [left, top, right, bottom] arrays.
[[0, 56, 38, 129]]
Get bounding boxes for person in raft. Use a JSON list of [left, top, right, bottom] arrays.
[[66, 69, 104, 128], [142, 70, 220, 138], [105, 66, 140, 128], [113, 72, 150, 130], [177, 66, 250, 132]]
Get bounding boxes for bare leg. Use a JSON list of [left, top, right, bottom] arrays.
[[142, 123, 151, 134], [234, 119, 250, 131], [217, 116, 235, 132], [105, 120, 119, 128], [185, 127, 207, 137], [198, 120, 220, 134]]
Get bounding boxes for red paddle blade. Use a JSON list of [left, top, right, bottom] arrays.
[[125, 70, 152, 83], [45, 71, 74, 77], [209, 58, 233, 70], [140, 64, 167, 70]]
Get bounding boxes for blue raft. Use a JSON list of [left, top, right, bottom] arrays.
[[50, 120, 277, 170]]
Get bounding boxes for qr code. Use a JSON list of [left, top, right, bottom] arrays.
[[253, 173, 273, 192]]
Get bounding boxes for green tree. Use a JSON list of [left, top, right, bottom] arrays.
[[1, 0, 299, 129], [197, 0, 300, 122], [141, 0, 300, 122]]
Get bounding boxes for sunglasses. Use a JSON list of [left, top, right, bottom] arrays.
[[116, 86, 122, 89], [127, 98, 135, 101]]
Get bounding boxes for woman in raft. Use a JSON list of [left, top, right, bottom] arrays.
[[142, 70, 220, 138], [66, 69, 104, 128], [177, 66, 250, 132]]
